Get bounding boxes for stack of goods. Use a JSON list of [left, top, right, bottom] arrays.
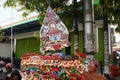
[[20, 52, 85, 80]]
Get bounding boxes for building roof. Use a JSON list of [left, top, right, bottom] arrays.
[[2, 15, 41, 36], [1, 15, 39, 29]]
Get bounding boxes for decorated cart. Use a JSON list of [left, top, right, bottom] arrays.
[[20, 6, 86, 80]]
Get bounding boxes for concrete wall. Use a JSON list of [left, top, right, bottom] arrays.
[[0, 43, 11, 57]]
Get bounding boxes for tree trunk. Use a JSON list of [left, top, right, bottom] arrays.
[[73, 0, 79, 53], [102, 0, 110, 79], [103, 15, 110, 79]]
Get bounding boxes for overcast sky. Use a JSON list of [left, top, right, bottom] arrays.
[[0, 0, 22, 26], [0, 0, 37, 27]]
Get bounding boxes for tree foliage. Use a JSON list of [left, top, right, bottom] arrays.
[[0, 29, 4, 41], [4, 0, 82, 31], [4, 0, 120, 33], [95, 0, 120, 33]]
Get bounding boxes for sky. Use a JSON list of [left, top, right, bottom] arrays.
[[0, 0, 120, 43], [115, 33, 120, 42], [0, 0, 37, 27], [111, 26, 120, 42], [0, 0, 22, 26]]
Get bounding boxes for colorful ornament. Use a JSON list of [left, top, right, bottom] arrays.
[[40, 6, 70, 51]]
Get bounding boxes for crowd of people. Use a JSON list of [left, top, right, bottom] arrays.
[[0, 61, 22, 80]]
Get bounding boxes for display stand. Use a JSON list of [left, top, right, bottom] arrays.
[[20, 6, 86, 80]]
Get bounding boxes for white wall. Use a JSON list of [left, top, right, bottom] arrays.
[[0, 43, 11, 57]]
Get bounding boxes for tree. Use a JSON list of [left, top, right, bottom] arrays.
[[4, 0, 82, 31], [95, 0, 120, 33], [94, 0, 120, 79], [4, 0, 120, 32]]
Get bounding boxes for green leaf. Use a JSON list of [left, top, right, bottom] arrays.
[[22, 12, 29, 18]]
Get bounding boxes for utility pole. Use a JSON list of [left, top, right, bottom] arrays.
[[83, 0, 94, 53], [83, 0, 95, 71], [11, 7, 13, 64]]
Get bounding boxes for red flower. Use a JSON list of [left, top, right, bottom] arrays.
[[78, 75, 84, 80], [75, 52, 86, 58]]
